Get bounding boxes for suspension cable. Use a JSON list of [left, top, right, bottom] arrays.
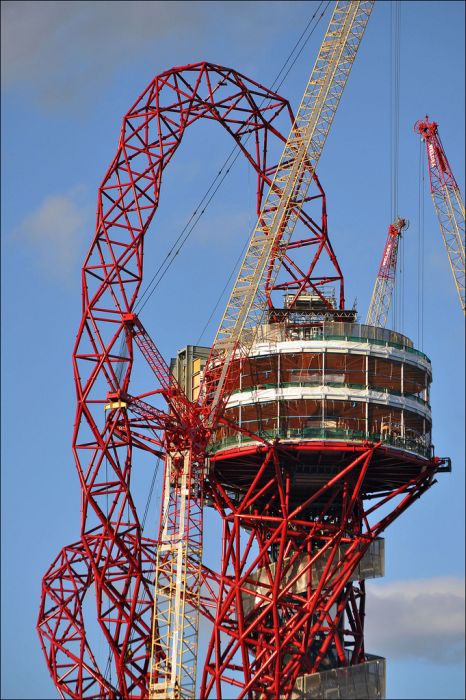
[[390, 0, 401, 332], [115, 3, 333, 669], [135, 0, 331, 314], [421, 144, 425, 350], [196, 236, 249, 345], [417, 139, 421, 346]]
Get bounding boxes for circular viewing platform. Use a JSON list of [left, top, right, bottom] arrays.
[[210, 322, 433, 464]]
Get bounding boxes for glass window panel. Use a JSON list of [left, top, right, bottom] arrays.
[[368, 357, 401, 392], [368, 404, 402, 436], [404, 408, 425, 433], [281, 353, 308, 382], [242, 404, 259, 422], [322, 400, 366, 432], [404, 363, 428, 398], [344, 354, 366, 384], [255, 401, 278, 420]]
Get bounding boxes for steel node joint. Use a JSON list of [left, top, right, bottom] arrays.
[[122, 311, 138, 326], [414, 116, 438, 140], [105, 390, 128, 411]]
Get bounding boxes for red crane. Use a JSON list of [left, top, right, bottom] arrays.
[[37, 8, 451, 700], [415, 116, 465, 313], [366, 217, 409, 328]]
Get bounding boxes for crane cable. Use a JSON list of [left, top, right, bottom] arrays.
[[390, 0, 401, 332], [196, 2, 336, 343], [417, 139, 425, 350], [115, 0, 330, 375], [134, 0, 331, 315], [111, 1, 332, 671], [114, 0, 330, 378]]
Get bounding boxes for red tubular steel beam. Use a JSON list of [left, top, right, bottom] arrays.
[[201, 443, 445, 700], [37, 58, 448, 700], [38, 62, 333, 699]]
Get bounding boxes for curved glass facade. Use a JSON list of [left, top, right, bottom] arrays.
[[210, 329, 432, 459]]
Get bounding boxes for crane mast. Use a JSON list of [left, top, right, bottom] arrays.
[[35, 6, 457, 700], [366, 217, 408, 327], [150, 2, 374, 698], [202, 0, 374, 424], [415, 116, 465, 313]]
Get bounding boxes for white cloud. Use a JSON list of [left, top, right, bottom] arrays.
[[1, 1, 203, 107], [0, 1, 293, 111], [365, 577, 465, 665], [15, 189, 88, 283]]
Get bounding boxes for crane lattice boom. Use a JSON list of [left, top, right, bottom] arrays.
[[366, 217, 408, 328], [152, 3, 374, 697], [415, 116, 465, 313], [202, 0, 374, 424]]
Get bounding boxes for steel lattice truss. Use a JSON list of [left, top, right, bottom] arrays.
[[37, 61, 448, 700], [37, 62, 337, 699], [201, 442, 443, 699], [366, 217, 407, 328], [415, 116, 465, 313]]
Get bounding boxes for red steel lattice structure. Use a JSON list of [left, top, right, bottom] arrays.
[[366, 217, 408, 328], [201, 440, 444, 698], [38, 57, 449, 700], [415, 116, 465, 312], [37, 62, 336, 699]]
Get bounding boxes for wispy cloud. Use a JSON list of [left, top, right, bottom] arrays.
[[1, 1, 284, 111], [365, 577, 465, 665], [14, 188, 89, 284], [1, 1, 204, 108]]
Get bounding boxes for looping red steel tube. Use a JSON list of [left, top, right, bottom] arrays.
[[37, 61, 330, 699]]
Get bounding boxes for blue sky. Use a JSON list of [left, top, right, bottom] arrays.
[[1, 1, 464, 699]]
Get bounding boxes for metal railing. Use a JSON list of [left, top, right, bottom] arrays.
[[209, 426, 433, 460], [254, 321, 430, 362]]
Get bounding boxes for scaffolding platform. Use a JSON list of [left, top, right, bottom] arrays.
[[291, 655, 386, 700]]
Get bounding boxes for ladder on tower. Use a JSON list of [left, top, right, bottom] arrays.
[[149, 3, 374, 698], [203, 0, 375, 426]]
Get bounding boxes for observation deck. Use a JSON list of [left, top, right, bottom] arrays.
[[209, 320, 433, 498]]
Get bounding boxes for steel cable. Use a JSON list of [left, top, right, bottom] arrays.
[[118, 0, 332, 674], [135, 0, 330, 315], [390, 1, 401, 331]]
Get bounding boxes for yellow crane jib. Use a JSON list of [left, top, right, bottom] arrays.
[[150, 3, 374, 699], [204, 0, 375, 424]]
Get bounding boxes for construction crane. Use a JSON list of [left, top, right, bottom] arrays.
[[415, 116, 465, 313], [366, 217, 409, 327], [202, 0, 374, 424], [151, 2, 374, 699], [37, 3, 374, 699]]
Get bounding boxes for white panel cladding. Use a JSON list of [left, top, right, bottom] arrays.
[[291, 656, 386, 699], [226, 385, 432, 421], [245, 338, 432, 376]]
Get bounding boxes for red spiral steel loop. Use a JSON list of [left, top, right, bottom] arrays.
[[37, 61, 332, 699], [37, 60, 449, 700]]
